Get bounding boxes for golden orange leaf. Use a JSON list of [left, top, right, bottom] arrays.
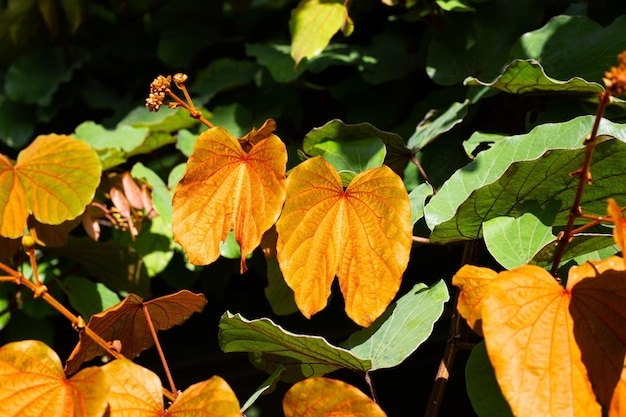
[[166, 376, 241, 417], [102, 359, 163, 416], [172, 122, 287, 272], [452, 264, 498, 336], [283, 377, 387, 417], [0, 340, 108, 417], [568, 256, 626, 417], [65, 290, 207, 375], [276, 156, 412, 327], [608, 198, 625, 254], [482, 265, 601, 417], [0, 134, 101, 238]]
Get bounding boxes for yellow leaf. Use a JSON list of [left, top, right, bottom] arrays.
[[0, 134, 101, 238], [103, 359, 163, 416], [452, 264, 498, 336], [166, 376, 241, 417], [276, 156, 411, 327], [172, 123, 287, 272], [608, 198, 625, 256], [0, 340, 108, 417], [283, 377, 387, 417], [482, 265, 601, 417]]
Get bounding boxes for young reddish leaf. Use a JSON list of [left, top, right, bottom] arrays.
[[104, 359, 241, 417], [65, 290, 207, 375], [166, 376, 241, 417], [172, 123, 287, 272], [482, 265, 601, 417], [452, 265, 498, 336], [283, 377, 387, 417], [102, 359, 163, 416], [276, 156, 411, 327], [0, 340, 108, 417], [568, 256, 626, 416], [0, 134, 101, 238]]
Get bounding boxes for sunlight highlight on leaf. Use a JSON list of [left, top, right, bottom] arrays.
[[283, 377, 387, 417], [0, 134, 101, 238], [276, 156, 411, 327], [172, 122, 287, 272], [608, 198, 625, 254], [166, 376, 241, 417], [0, 340, 108, 417], [482, 265, 601, 417], [452, 265, 498, 336]]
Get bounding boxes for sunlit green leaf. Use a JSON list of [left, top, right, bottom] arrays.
[[407, 100, 469, 151], [64, 276, 121, 320]]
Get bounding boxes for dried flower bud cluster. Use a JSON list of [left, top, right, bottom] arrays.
[[146, 75, 172, 111], [173, 73, 188, 89], [603, 51, 626, 97]]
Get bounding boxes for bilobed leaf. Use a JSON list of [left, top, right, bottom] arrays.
[[452, 265, 498, 336], [483, 212, 556, 269], [482, 265, 601, 416], [172, 123, 287, 272], [218, 312, 370, 382], [0, 134, 101, 238], [425, 117, 626, 242], [283, 377, 387, 417], [166, 376, 241, 417], [289, 0, 352, 68], [65, 290, 207, 375], [0, 340, 108, 417], [465, 59, 604, 96], [102, 359, 163, 416], [276, 156, 412, 327], [342, 280, 449, 370]]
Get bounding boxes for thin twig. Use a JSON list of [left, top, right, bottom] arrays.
[[410, 154, 436, 194]]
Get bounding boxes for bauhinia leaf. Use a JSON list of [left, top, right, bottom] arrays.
[[276, 156, 412, 327], [0, 340, 108, 417], [452, 265, 498, 336], [103, 359, 241, 416], [283, 377, 387, 417], [482, 265, 601, 416], [289, 0, 352, 68], [65, 290, 207, 375], [218, 312, 370, 382], [0, 134, 101, 238], [172, 122, 287, 272], [342, 280, 449, 370]]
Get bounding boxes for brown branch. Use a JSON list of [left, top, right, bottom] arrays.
[[410, 154, 437, 194]]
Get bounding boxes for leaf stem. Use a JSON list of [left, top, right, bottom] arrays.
[[410, 154, 436, 194], [550, 91, 611, 277], [166, 89, 214, 129], [142, 303, 178, 397]]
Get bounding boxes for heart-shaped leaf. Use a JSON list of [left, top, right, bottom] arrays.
[[0, 134, 101, 238], [103, 359, 241, 416], [283, 377, 387, 417], [276, 156, 412, 327], [452, 265, 498, 336], [172, 123, 287, 272], [0, 340, 108, 417], [65, 290, 207, 375]]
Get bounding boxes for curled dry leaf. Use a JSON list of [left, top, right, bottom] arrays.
[[172, 120, 287, 273], [65, 289, 207, 375], [276, 156, 411, 327]]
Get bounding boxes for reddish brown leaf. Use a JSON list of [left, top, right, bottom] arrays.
[[65, 290, 207, 375], [276, 156, 412, 327], [0, 340, 108, 417], [172, 122, 287, 272], [452, 264, 498, 336], [283, 377, 387, 417]]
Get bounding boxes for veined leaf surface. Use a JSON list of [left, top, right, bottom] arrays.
[[0, 134, 101, 238], [276, 156, 412, 327], [172, 124, 287, 272], [452, 265, 498, 336]]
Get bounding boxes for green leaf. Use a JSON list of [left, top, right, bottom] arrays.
[[426, 0, 543, 85], [425, 116, 626, 242], [509, 14, 626, 83], [218, 312, 371, 382], [532, 234, 618, 269], [0, 283, 12, 331], [220, 231, 242, 259], [302, 120, 390, 176], [436, 0, 475, 12], [0, 98, 35, 149], [241, 365, 285, 412], [190, 57, 259, 103], [409, 183, 434, 225], [483, 211, 556, 270], [466, 341, 514, 417], [341, 280, 449, 370], [116, 215, 174, 277], [131, 162, 172, 226], [177, 129, 197, 157], [462, 132, 508, 158], [464, 59, 604, 96], [246, 43, 306, 83], [407, 100, 469, 151], [264, 257, 299, 316], [289, 0, 351, 68], [118, 106, 201, 133], [4, 47, 72, 105], [64, 276, 121, 320]]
